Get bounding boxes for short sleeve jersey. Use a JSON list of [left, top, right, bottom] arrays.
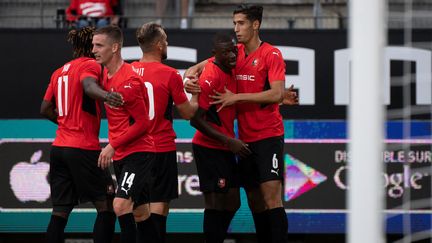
[[192, 61, 236, 150], [43, 57, 102, 150], [131, 61, 188, 152], [102, 62, 154, 160], [234, 42, 285, 142]]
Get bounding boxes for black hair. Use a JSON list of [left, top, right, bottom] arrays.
[[67, 26, 95, 58], [212, 32, 234, 47], [233, 4, 263, 25]]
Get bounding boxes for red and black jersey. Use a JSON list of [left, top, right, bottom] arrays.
[[102, 62, 154, 160], [234, 42, 285, 142], [192, 61, 236, 150], [43, 57, 102, 150], [131, 61, 188, 152]]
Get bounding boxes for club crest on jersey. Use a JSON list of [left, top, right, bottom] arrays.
[[251, 58, 259, 66], [217, 178, 226, 188]]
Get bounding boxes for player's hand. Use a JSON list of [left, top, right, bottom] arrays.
[[209, 87, 236, 112], [104, 91, 124, 107], [184, 75, 201, 95], [282, 85, 299, 105], [98, 144, 115, 169], [227, 138, 251, 158]]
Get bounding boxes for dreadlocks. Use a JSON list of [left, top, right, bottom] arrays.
[[67, 26, 95, 58]]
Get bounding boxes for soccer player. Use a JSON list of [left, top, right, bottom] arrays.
[[190, 32, 251, 243], [92, 25, 155, 243], [185, 4, 289, 243], [130, 22, 198, 242], [40, 26, 123, 243]]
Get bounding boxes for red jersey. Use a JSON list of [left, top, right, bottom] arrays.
[[43, 57, 102, 150], [66, 0, 118, 21], [131, 61, 188, 152], [103, 62, 154, 160], [192, 61, 236, 150], [234, 42, 285, 142]]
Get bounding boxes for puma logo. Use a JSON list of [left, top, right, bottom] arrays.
[[271, 169, 279, 176], [120, 187, 130, 195], [124, 83, 132, 89], [205, 80, 212, 86]]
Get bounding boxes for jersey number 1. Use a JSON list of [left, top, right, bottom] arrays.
[[57, 75, 68, 117], [144, 82, 155, 120]]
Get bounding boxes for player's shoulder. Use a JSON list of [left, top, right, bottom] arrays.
[[130, 60, 142, 68], [260, 42, 283, 58], [126, 63, 145, 83], [73, 57, 101, 73], [201, 62, 220, 80], [159, 63, 178, 73], [53, 59, 75, 76], [76, 57, 97, 65]]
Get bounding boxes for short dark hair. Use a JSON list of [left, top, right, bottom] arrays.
[[94, 25, 123, 46], [212, 32, 234, 47], [136, 22, 164, 53], [67, 26, 95, 58], [233, 4, 263, 25]]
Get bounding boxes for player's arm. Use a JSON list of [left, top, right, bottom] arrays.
[[176, 94, 198, 120], [282, 84, 299, 105], [40, 100, 58, 124], [82, 77, 123, 107], [183, 59, 210, 94], [210, 81, 284, 112], [40, 79, 58, 124], [170, 70, 198, 120], [111, 80, 150, 149], [211, 48, 286, 110], [98, 79, 150, 169], [184, 59, 208, 79], [190, 108, 251, 157]]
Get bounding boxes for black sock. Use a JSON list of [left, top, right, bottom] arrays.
[[221, 210, 236, 234], [150, 213, 167, 243], [93, 211, 116, 243], [204, 209, 232, 243], [46, 215, 68, 243], [268, 207, 288, 243], [118, 213, 137, 243], [137, 217, 155, 243], [252, 210, 271, 243]]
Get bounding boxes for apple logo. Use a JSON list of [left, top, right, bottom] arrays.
[[9, 150, 50, 202]]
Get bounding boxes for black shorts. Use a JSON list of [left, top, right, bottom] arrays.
[[192, 144, 239, 193], [113, 152, 155, 204], [49, 146, 115, 207], [239, 136, 284, 188], [149, 151, 178, 202]]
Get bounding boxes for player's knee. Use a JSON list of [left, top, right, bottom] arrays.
[[150, 202, 169, 216], [247, 198, 267, 213], [225, 191, 241, 211], [93, 200, 113, 213], [113, 198, 133, 216], [246, 189, 267, 213], [133, 204, 150, 222], [263, 195, 283, 209]]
